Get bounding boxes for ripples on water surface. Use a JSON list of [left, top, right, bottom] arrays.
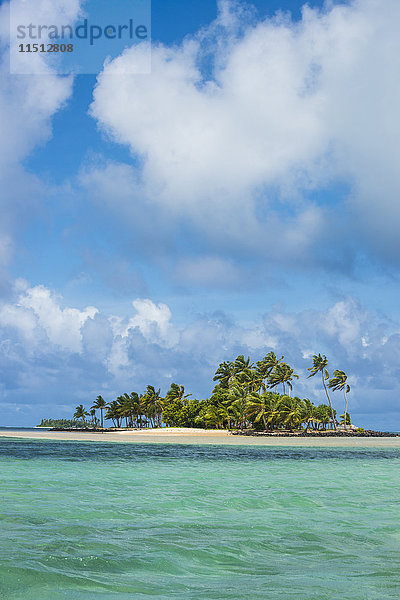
[[1, 439, 400, 599]]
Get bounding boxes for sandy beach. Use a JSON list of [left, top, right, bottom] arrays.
[[1, 428, 400, 447]]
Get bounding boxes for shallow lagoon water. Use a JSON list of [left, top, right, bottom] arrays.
[[1, 439, 400, 599]]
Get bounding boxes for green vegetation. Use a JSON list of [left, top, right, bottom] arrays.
[[40, 353, 354, 432], [37, 418, 86, 428]]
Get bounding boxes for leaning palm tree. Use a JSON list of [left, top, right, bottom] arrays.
[[91, 395, 108, 428], [307, 354, 337, 431], [73, 404, 89, 426], [328, 370, 350, 430]]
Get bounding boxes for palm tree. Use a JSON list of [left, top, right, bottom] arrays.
[[213, 361, 235, 389], [137, 393, 149, 428], [314, 404, 332, 430], [339, 412, 352, 427], [307, 354, 337, 431], [73, 404, 89, 426], [105, 400, 122, 428], [246, 393, 269, 430], [257, 352, 284, 391], [268, 363, 299, 396], [328, 370, 350, 430], [303, 398, 316, 432], [280, 396, 306, 431], [91, 395, 108, 428], [228, 383, 259, 429], [165, 383, 191, 404], [263, 392, 284, 430], [233, 355, 253, 375], [196, 404, 230, 429], [231, 396, 249, 430], [117, 394, 137, 428], [258, 351, 284, 373], [144, 386, 163, 427], [236, 365, 262, 393], [115, 395, 129, 427]]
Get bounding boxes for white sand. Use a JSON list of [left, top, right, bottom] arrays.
[[1, 428, 400, 447]]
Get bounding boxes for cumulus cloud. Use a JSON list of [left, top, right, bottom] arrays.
[[88, 0, 400, 272], [0, 283, 97, 352], [107, 299, 178, 377], [1, 283, 400, 428]]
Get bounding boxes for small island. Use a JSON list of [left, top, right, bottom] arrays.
[[39, 353, 398, 437]]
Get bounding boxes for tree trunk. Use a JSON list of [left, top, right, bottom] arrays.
[[343, 388, 349, 430], [322, 373, 337, 431], [262, 413, 267, 431]]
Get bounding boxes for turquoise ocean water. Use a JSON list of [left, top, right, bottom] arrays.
[[1, 439, 400, 599]]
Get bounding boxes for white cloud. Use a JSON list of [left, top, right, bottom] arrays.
[[106, 299, 178, 377], [129, 299, 175, 341], [89, 0, 400, 266], [0, 284, 97, 353], [91, 16, 324, 209], [109, 299, 176, 344]]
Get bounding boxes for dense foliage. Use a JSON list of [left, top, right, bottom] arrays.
[[37, 418, 86, 428], [48, 352, 353, 431]]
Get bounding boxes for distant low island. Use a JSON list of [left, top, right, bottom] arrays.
[[38, 352, 384, 436]]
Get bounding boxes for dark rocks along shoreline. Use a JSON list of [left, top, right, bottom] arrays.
[[232, 430, 400, 437]]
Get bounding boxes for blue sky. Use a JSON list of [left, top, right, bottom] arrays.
[[1, 0, 400, 429]]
